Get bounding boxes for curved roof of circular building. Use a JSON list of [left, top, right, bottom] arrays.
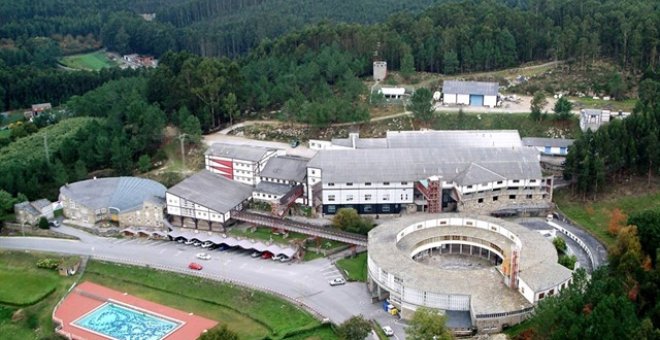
[[368, 213, 572, 314], [59, 177, 166, 213]]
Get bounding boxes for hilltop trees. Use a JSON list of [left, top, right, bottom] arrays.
[[410, 88, 434, 123], [406, 307, 453, 340]]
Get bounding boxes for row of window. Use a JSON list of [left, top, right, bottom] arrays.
[[465, 179, 537, 190], [254, 192, 281, 199], [326, 204, 388, 213], [327, 181, 408, 187], [328, 193, 410, 202], [476, 194, 538, 203]]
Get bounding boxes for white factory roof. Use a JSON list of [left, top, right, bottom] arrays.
[[167, 170, 253, 213], [442, 80, 499, 96], [205, 143, 274, 162], [307, 147, 542, 185], [522, 137, 574, 148], [329, 130, 522, 150]]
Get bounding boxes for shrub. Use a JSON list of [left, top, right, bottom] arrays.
[[36, 258, 60, 270], [38, 217, 49, 229]]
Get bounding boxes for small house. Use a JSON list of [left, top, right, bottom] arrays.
[[442, 81, 499, 108], [14, 199, 53, 226]]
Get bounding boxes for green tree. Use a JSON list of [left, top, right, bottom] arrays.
[[627, 209, 660, 265], [332, 208, 373, 235], [181, 115, 202, 145], [223, 92, 239, 128], [530, 91, 546, 121], [74, 160, 88, 181], [554, 96, 573, 120], [52, 159, 69, 187], [337, 315, 372, 340], [199, 325, 238, 340], [401, 49, 415, 79], [138, 155, 152, 173], [38, 216, 49, 229], [406, 307, 453, 340], [0, 190, 15, 224], [410, 88, 434, 123], [553, 237, 567, 253], [442, 50, 459, 75]]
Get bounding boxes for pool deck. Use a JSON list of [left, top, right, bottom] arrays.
[[54, 281, 217, 340]]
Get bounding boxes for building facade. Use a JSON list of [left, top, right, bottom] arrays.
[[442, 81, 499, 108], [14, 199, 53, 226], [59, 177, 166, 229], [166, 170, 253, 230], [205, 143, 277, 185]]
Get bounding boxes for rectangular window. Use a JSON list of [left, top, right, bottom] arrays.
[[383, 182, 390, 186], [539, 293, 545, 300], [311, 170, 316, 174], [382, 194, 390, 201], [328, 183, 334, 186], [496, 181, 503, 184], [526, 194, 533, 199], [530, 179, 536, 183], [365, 182, 372, 186], [493, 196, 498, 201], [401, 182, 408, 185], [327, 205, 336, 213], [346, 183, 353, 186], [364, 194, 372, 201], [467, 185, 473, 189], [478, 198, 484, 203], [382, 205, 391, 212], [509, 195, 516, 199], [328, 195, 336, 202], [363, 205, 373, 213], [346, 195, 354, 202], [513, 180, 520, 183]]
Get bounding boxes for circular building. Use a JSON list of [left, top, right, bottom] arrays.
[[59, 177, 166, 229], [367, 214, 573, 334]]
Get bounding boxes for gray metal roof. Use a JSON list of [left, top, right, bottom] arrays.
[[205, 143, 275, 162], [14, 201, 40, 216], [60, 177, 166, 212], [330, 137, 389, 149], [168, 228, 298, 257], [260, 156, 308, 182], [386, 130, 522, 148], [522, 137, 574, 148], [167, 170, 253, 213], [255, 181, 293, 196], [442, 80, 499, 96], [307, 147, 542, 185], [581, 109, 604, 116]]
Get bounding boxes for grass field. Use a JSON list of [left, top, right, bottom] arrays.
[[59, 51, 115, 70], [569, 96, 637, 112], [554, 181, 660, 247], [0, 251, 77, 340], [336, 252, 368, 282], [83, 260, 324, 339], [0, 268, 58, 305]]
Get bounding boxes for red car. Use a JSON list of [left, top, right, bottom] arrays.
[[188, 262, 203, 270], [261, 252, 273, 260]]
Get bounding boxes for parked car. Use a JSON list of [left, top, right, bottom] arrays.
[[382, 326, 394, 337], [193, 241, 203, 247], [217, 244, 230, 251], [176, 238, 185, 243], [201, 241, 214, 248], [48, 220, 61, 228], [261, 252, 273, 260], [279, 256, 291, 263], [250, 251, 262, 258], [184, 239, 195, 245], [188, 262, 203, 270], [329, 278, 346, 286], [272, 254, 285, 261], [196, 252, 211, 260]]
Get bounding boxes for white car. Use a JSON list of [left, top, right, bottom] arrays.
[[329, 278, 346, 286], [201, 241, 214, 248], [382, 326, 394, 337], [193, 241, 203, 247], [250, 251, 262, 258], [272, 254, 285, 261], [184, 239, 195, 245], [196, 252, 211, 260], [279, 256, 291, 263]]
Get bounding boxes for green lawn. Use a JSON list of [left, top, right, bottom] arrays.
[[431, 112, 582, 139], [554, 186, 660, 247], [0, 268, 58, 305], [59, 51, 115, 70], [569, 96, 637, 112], [83, 260, 323, 339], [0, 251, 77, 340], [282, 324, 338, 340], [336, 252, 368, 282]]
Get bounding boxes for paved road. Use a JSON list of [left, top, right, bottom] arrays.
[[0, 230, 408, 338]]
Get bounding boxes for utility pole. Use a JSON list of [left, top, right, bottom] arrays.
[[43, 135, 50, 164]]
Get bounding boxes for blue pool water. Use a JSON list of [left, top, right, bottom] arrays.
[[73, 303, 181, 340]]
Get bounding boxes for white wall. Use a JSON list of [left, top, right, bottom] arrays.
[[457, 94, 470, 105], [443, 93, 457, 105], [484, 95, 497, 108]]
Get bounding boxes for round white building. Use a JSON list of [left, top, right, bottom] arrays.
[[367, 214, 573, 333]]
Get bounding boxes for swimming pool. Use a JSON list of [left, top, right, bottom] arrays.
[[73, 302, 182, 340]]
